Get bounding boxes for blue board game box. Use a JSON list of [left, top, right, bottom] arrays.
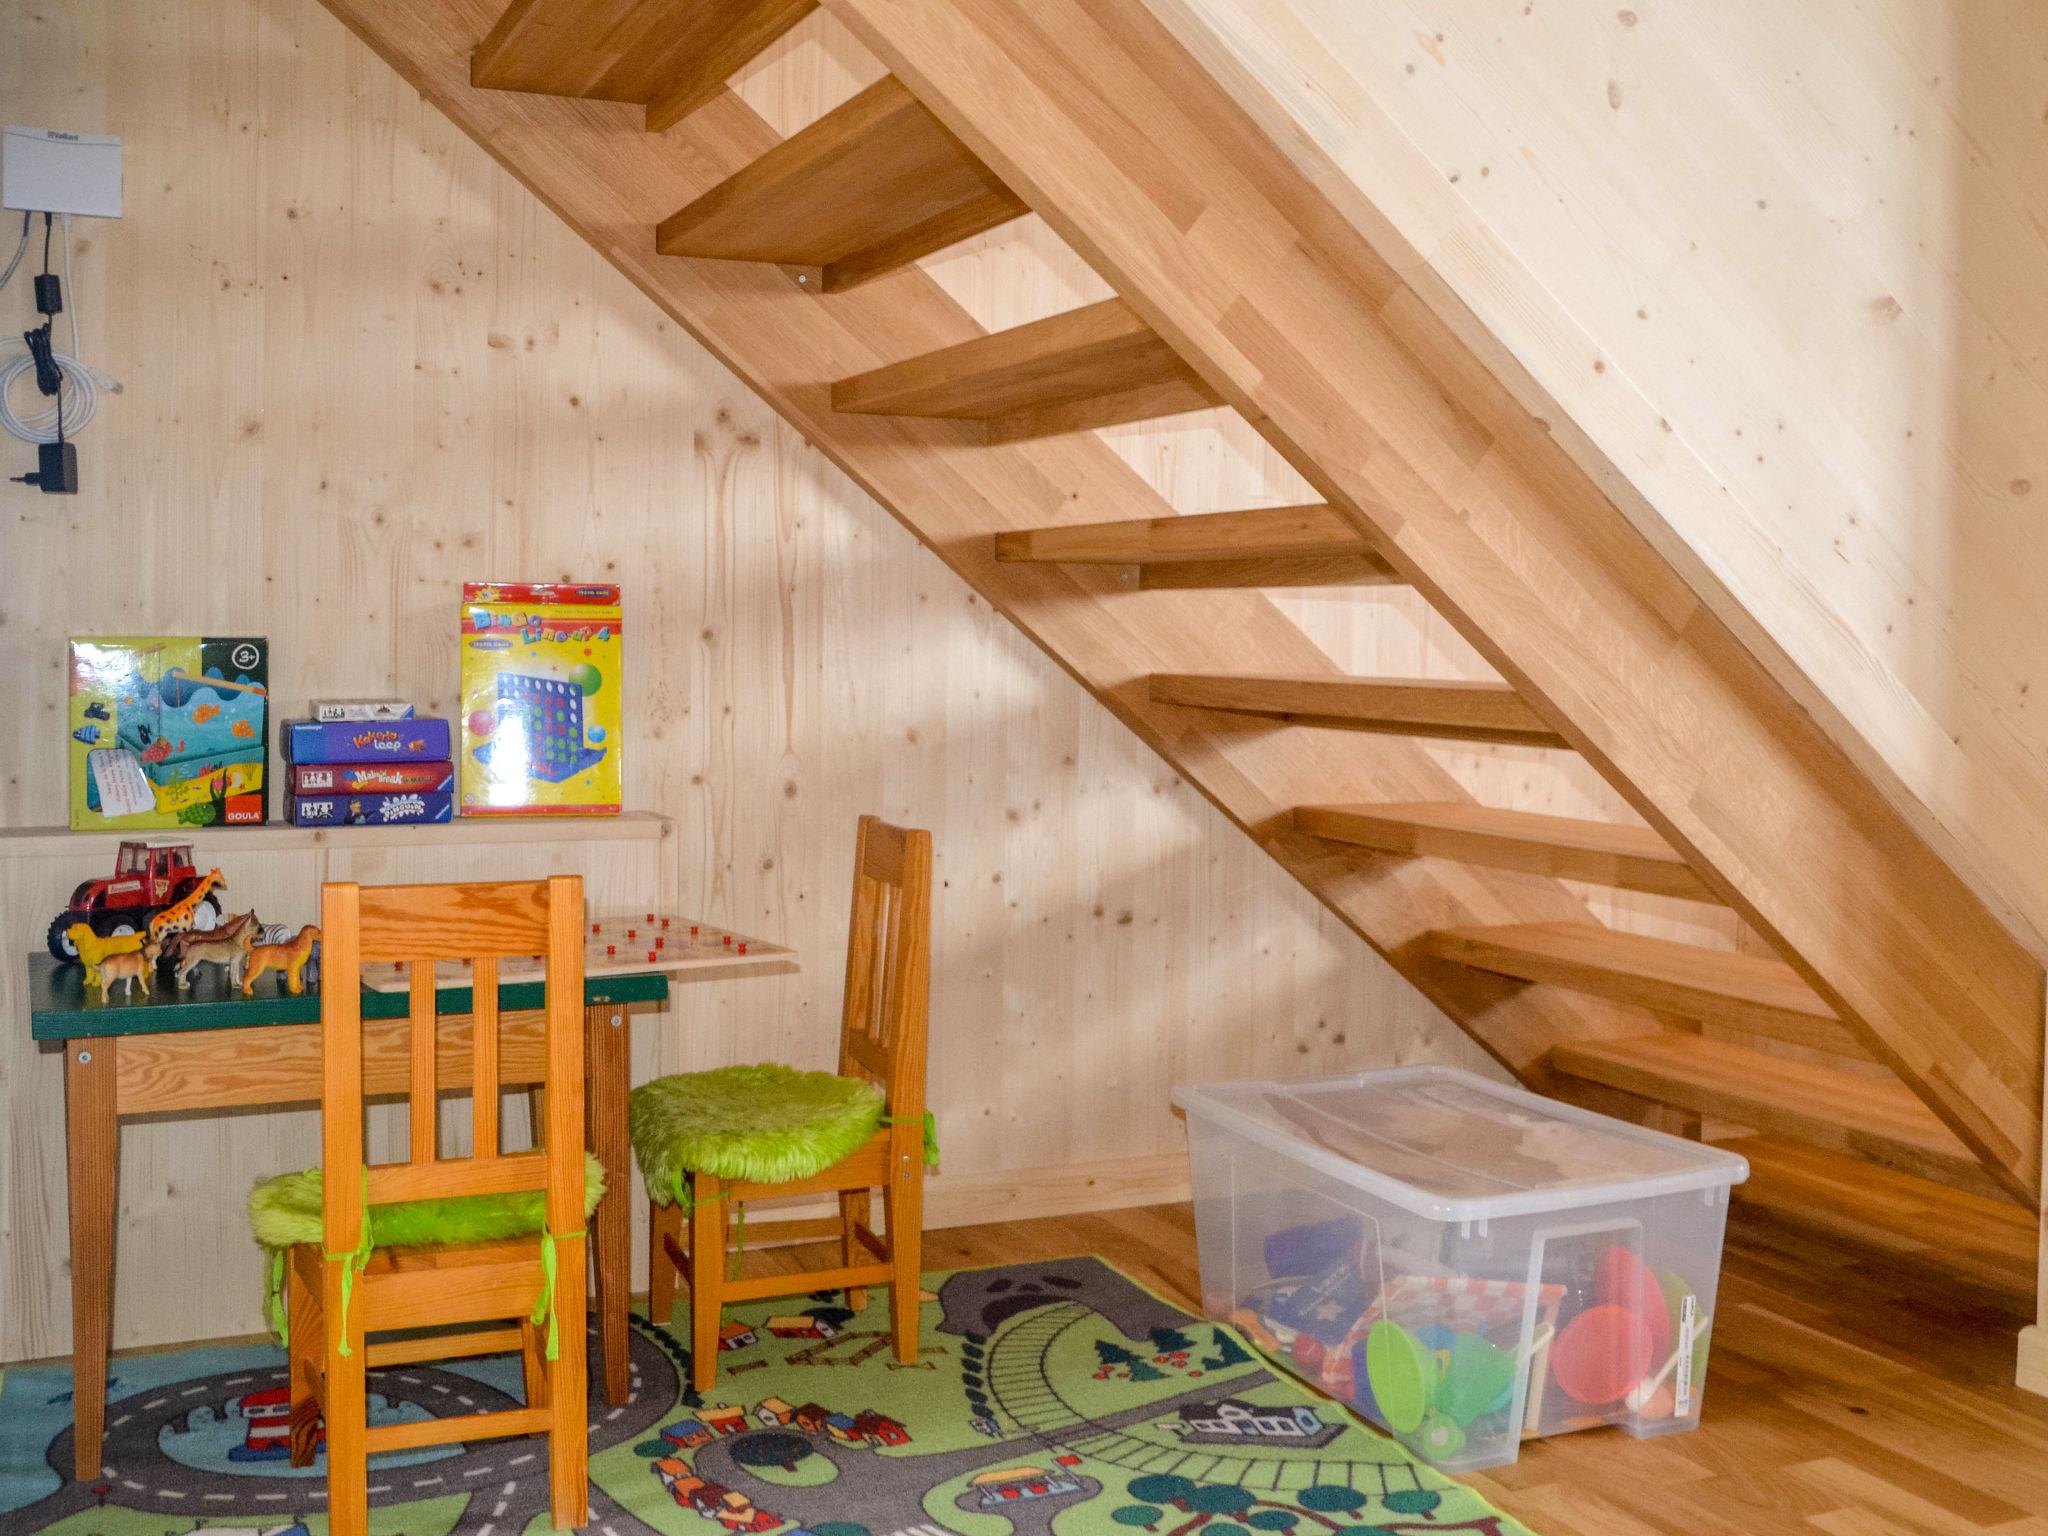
[[284, 718, 451, 764], [289, 790, 455, 826]]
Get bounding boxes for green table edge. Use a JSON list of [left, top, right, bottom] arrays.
[[27, 952, 669, 1040]]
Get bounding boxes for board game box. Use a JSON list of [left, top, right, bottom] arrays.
[[288, 760, 453, 794], [284, 718, 451, 764], [290, 790, 455, 826], [68, 637, 270, 830], [459, 581, 622, 815]]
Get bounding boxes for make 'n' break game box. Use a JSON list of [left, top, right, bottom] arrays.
[[69, 636, 270, 829], [458, 583, 621, 816]]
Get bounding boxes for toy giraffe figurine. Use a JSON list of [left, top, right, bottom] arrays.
[[243, 924, 320, 997], [149, 869, 227, 943]]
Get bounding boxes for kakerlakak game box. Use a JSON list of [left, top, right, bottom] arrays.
[[459, 582, 621, 815], [68, 637, 270, 829]]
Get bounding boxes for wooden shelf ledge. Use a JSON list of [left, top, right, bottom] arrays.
[[1551, 1033, 2004, 1201], [1422, 920, 1859, 1054], [1298, 802, 1712, 901], [657, 76, 1026, 291], [994, 504, 1399, 589], [470, 0, 817, 132], [831, 298, 1223, 443], [1147, 674, 1566, 747], [0, 811, 674, 860]]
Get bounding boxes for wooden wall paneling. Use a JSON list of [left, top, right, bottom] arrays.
[[821, 0, 2043, 1196]]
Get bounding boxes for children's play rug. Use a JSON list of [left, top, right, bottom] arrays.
[[0, 1257, 1534, 1535]]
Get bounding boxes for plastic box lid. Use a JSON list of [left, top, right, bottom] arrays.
[[1173, 1065, 1748, 1222]]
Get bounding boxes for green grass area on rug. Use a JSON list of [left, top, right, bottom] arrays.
[[0, 1255, 1535, 1535]]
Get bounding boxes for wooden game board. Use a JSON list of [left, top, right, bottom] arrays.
[[360, 912, 792, 992]]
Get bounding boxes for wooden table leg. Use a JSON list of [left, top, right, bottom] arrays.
[[586, 1003, 632, 1404], [65, 1039, 118, 1482]]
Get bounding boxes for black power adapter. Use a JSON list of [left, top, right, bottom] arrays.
[[12, 440, 78, 494]]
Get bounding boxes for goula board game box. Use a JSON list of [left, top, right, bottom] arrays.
[[69, 636, 270, 829], [459, 582, 621, 815]]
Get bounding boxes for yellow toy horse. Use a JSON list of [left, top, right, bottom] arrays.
[[243, 924, 319, 996]]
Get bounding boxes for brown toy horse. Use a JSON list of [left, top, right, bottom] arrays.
[[96, 936, 162, 1000], [243, 924, 320, 997]]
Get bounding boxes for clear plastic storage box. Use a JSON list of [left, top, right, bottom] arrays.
[[1173, 1065, 1748, 1471]]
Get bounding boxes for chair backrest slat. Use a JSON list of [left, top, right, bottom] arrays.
[[836, 817, 931, 1119], [408, 961, 438, 1164], [321, 876, 584, 1256], [473, 956, 500, 1160]]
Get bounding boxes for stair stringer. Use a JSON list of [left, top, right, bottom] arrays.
[[319, 0, 1701, 1091], [823, 0, 2046, 1201]]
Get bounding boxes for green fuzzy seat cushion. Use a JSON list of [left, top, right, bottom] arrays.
[[248, 1153, 606, 1251], [631, 1063, 885, 1203]]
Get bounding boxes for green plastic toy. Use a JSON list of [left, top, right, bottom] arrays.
[[1364, 1319, 1439, 1434]]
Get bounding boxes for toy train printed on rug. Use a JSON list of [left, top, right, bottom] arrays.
[[1231, 1217, 1710, 1468]]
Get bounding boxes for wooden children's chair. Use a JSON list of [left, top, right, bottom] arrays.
[[249, 877, 596, 1536], [637, 815, 933, 1391]]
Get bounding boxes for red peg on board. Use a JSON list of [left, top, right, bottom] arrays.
[[606, 944, 616, 956], [655, 936, 665, 949], [646, 912, 655, 923], [661, 917, 671, 930], [647, 949, 656, 962], [690, 925, 699, 936], [627, 927, 637, 939], [722, 934, 732, 947], [738, 942, 748, 955], [591, 922, 600, 935]]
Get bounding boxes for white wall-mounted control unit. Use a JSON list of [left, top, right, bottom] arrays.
[[4, 126, 123, 218]]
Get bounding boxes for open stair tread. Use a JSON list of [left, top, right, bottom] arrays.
[[1426, 920, 1832, 1021], [1148, 674, 1566, 747], [471, 0, 816, 130], [996, 504, 1370, 564], [994, 504, 1398, 588], [830, 298, 1223, 441], [1551, 1032, 1997, 1197], [1299, 802, 1711, 900], [656, 75, 1026, 288]]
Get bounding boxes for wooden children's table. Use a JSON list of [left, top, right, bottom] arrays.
[[26, 919, 796, 1482]]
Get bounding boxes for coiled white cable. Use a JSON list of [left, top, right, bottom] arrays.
[[0, 214, 120, 445]]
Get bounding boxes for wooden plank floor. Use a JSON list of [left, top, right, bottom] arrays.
[[754, 1136, 2048, 1535], [64, 1135, 2046, 1532]]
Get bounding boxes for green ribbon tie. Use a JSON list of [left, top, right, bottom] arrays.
[[528, 1228, 584, 1360], [322, 1170, 375, 1358]]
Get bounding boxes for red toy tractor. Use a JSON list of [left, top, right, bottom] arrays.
[[45, 840, 224, 960]]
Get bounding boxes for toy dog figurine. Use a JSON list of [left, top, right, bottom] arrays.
[[243, 924, 320, 997], [164, 910, 259, 990], [67, 922, 147, 989], [96, 937, 162, 1000]]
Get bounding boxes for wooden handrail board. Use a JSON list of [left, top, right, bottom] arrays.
[[993, 504, 1375, 565], [1550, 1034, 2005, 1201], [827, 0, 2042, 1198], [1298, 802, 1713, 901], [470, 0, 816, 130], [656, 76, 1026, 289], [830, 297, 1223, 440], [1150, 674, 1566, 747], [1423, 921, 1861, 1053]]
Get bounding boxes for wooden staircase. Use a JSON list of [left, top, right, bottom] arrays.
[[325, 0, 2046, 1205]]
